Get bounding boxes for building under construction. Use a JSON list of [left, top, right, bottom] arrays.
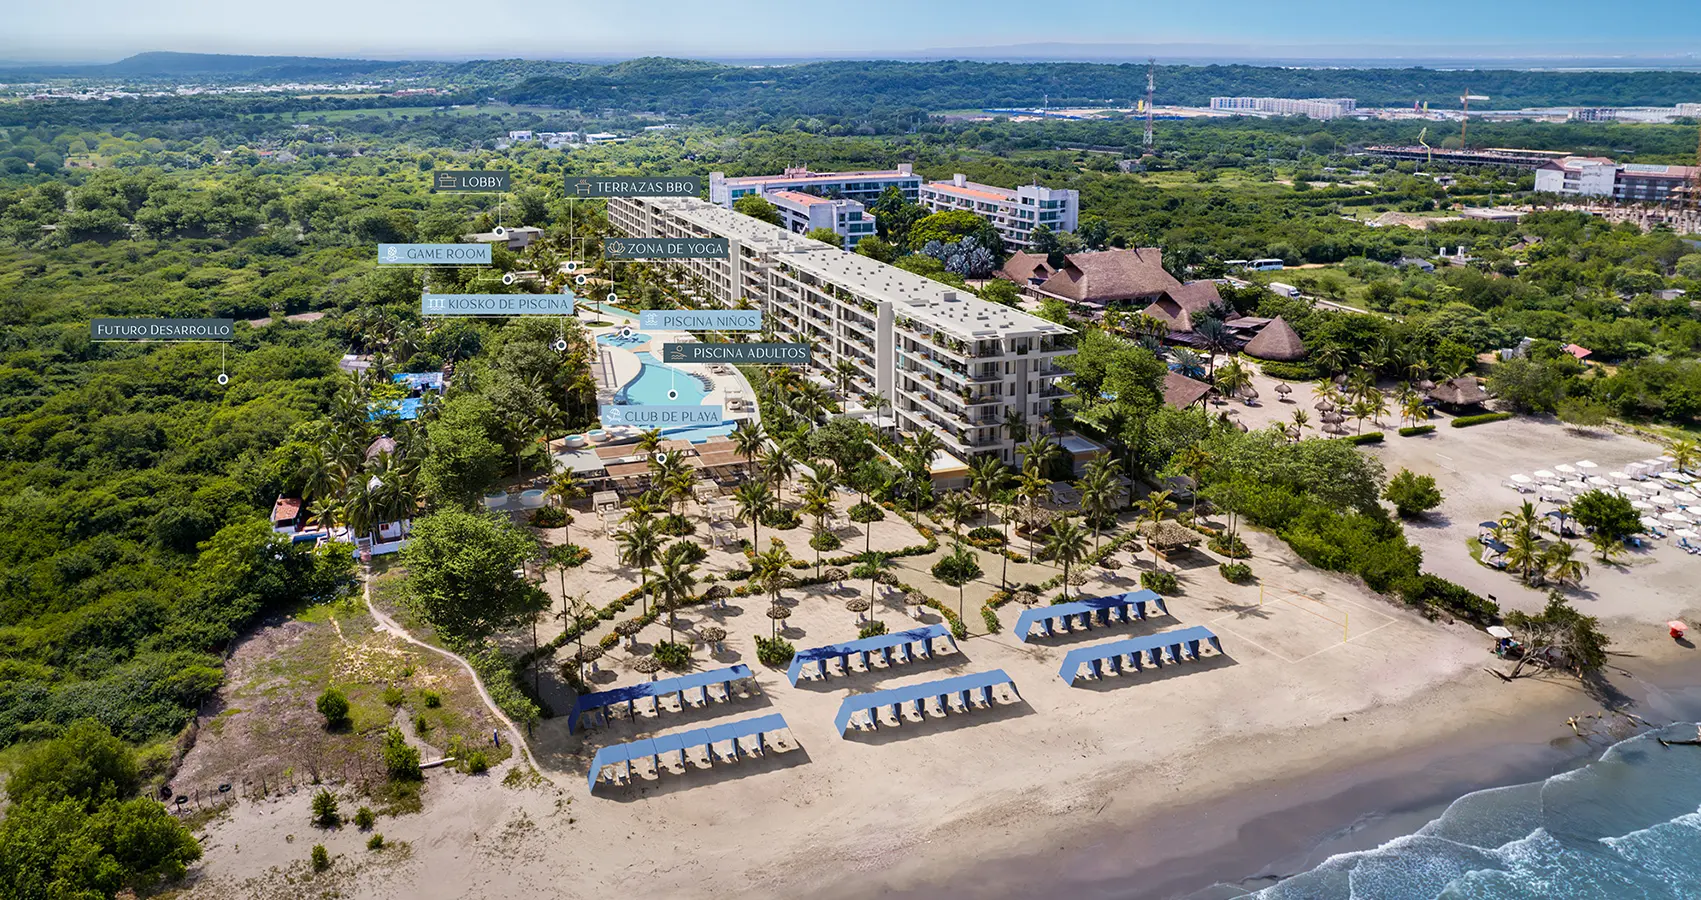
[[1361, 145, 1571, 169]]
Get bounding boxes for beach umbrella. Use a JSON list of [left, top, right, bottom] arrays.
[[1486, 625, 1513, 639], [1632, 500, 1656, 511], [1554, 464, 1577, 476], [1675, 491, 1700, 504], [1576, 460, 1599, 470], [845, 597, 871, 622], [1314, 399, 1334, 411], [1609, 471, 1631, 483], [1509, 474, 1532, 485], [698, 624, 727, 647], [1014, 589, 1040, 608], [614, 619, 645, 648], [1619, 485, 1644, 498], [1663, 511, 1691, 524], [1533, 470, 1557, 480], [1668, 621, 1688, 638], [1099, 555, 1123, 571], [702, 584, 730, 609], [1275, 383, 1293, 397], [632, 655, 663, 680], [1676, 529, 1700, 540], [1641, 517, 1664, 531], [824, 567, 847, 588], [1322, 411, 1345, 424], [1588, 476, 1612, 488]]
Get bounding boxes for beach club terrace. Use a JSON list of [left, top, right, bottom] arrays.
[[609, 195, 1076, 467]]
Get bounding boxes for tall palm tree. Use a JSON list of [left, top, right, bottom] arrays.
[[1214, 358, 1251, 399], [761, 442, 798, 503], [545, 467, 585, 548], [1669, 439, 1700, 475], [1002, 407, 1029, 445], [1018, 433, 1060, 478], [833, 359, 859, 399], [802, 487, 834, 577], [1045, 518, 1091, 599], [734, 481, 775, 549], [1542, 541, 1588, 588], [1290, 408, 1310, 440], [1017, 468, 1049, 560], [969, 454, 1006, 527], [1588, 530, 1627, 566], [1348, 398, 1375, 434], [1498, 501, 1547, 584], [656, 548, 698, 644], [1369, 392, 1390, 428], [616, 519, 662, 611], [1134, 489, 1178, 568], [753, 543, 796, 637], [1173, 445, 1212, 516], [934, 490, 978, 541], [732, 419, 766, 475], [637, 428, 664, 457], [855, 550, 895, 626], [662, 465, 697, 525], [1076, 460, 1118, 552], [1312, 345, 1347, 378]]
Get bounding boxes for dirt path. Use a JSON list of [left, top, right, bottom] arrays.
[[359, 568, 549, 784]]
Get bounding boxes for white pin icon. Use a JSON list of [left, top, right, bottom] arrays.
[[492, 225, 507, 238], [216, 373, 229, 386], [564, 261, 578, 273], [575, 274, 587, 285], [502, 272, 516, 286], [654, 452, 667, 464], [553, 339, 567, 351]]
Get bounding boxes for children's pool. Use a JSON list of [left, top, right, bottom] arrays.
[[596, 331, 652, 349]]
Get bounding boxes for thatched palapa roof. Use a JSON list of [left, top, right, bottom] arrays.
[[1139, 520, 1203, 549], [1243, 316, 1307, 362], [1428, 376, 1491, 407], [1162, 371, 1215, 410]]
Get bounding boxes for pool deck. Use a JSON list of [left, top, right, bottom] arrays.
[[583, 327, 761, 449]]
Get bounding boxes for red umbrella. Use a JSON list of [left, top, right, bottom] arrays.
[[1669, 620, 1688, 639]]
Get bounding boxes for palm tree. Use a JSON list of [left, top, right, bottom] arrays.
[[832, 359, 859, 399], [1170, 348, 1207, 380], [1002, 407, 1029, 445], [1290, 409, 1310, 440], [1543, 541, 1589, 588], [1018, 433, 1060, 478], [1016, 468, 1049, 560], [1173, 445, 1212, 516], [545, 467, 585, 548], [636, 428, 664, 457], [752, 543, 796, 637], [969, 454, 1006, 527], [1045, 518, 1091, 599], [1498, 501, 1547, 583], [1588, 530, 1627, 566], [761, 442, 797, 503], [731, 419, 766, 475], [1313, 345, 1347, 378], [934, 490, 978, 541], [662, 464, 697, 525], [656, 548, 698, 644], [1348, 398, 1374, 434], [616, 519, 662, 612], [1076, 460, 1118, 552], [1670, 439, 1700, 475], [1214, 358, 1251, 399], [1369, 392, 1390, 428], [854, 551, 895, 626], [1192, 318, 1234, 379], [1401, 395, 1431, 429], [734, 481, 775, 549], [1134, 489, 1178, 568]]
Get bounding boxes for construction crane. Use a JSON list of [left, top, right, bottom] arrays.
[[1460, 92, 1489, 147], [1417, 126, 1432, 164], [1143, 58, 1156, 149]]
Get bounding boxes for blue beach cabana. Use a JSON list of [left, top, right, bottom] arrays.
[[832, 669, 1019, 736], [568, 664, 757, 733], [1014, 590, 1169, 641], [785, 624, 957, 686], [1057, 626, 1224, 685], [586, 713, 794, 792]]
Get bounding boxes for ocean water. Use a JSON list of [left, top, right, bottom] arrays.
[[1238, 725, 1701, 900]]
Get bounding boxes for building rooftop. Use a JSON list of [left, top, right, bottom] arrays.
[[768, 189, 834, 207], [718, 167, 917, 187], [639, 197, 1071, 340], [925, 180, 1016, 202]]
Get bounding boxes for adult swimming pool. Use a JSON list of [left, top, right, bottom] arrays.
[[596, 331, 652, 349], [609, 351, 735, 442]]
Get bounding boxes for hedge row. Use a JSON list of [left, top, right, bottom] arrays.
[[1346, 432, 1384, 445], [1451, 412, 1514, 428], [1398, 425, 1437, 437], [1252, 358, 1319, 381]]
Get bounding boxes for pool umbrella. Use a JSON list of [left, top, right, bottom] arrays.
[[845, 597, 871, 622], [1275, 383, 1293, 398], [1533, 470, 1557, 480], [632, 655, 663, 680], [1565, 480, 1590, 493], [1619, 485, 1644, 498]]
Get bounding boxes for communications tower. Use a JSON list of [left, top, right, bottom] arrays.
[[1144, 58, 1156, 149]]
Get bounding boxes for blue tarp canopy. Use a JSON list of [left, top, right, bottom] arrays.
[[568, 664, 755, 733], [586, 712, 791, 792], [785, 624, 956, 686], [1013, 590, 1168, 642], [1057, 626, 1223, 685], [1483, 538, 1510, 554], [832, 669, 1018, 736]]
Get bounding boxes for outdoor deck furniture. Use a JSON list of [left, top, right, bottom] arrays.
[[568, 664, 757, 733], [1013, 590, 1169, 642], [587, 713, 793, 792], [831, 669, 1020, 736], [1057, 626, 1224, 686], [785, 624, 957, 686]]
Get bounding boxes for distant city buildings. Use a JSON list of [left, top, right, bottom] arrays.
[[709, 165, 922, 208], [917, 174, 1079, 250], [1209, 97, 1358, 120], [1534, 156, 1701, 203], [763, 190, 878, 248]]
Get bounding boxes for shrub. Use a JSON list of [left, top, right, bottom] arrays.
[[421, 689, 442, 709], [382, 727, 421, 782], [311, 844, 330, 873], [1398, 425, 1436, 437], [660, 513, 695, 536], [1253, 358, 1319, 381], [311, 789, 340, 828], [754, 635, 796, 666], [652, 640, 692, 670], [1140, 570, 1180, 595], [848, 501, 885, 524], [528, 506, 567, 528], [413, 713, 429, 735], [316, 688, 350, 730], [1346, 432, 1384, 445], [1219, 562, 1254, 583], [1396, 573, 1499, 622], [354, 806, 375, 830], [810, 530, 843, 553], [759, 507, 801, 529], [1208, 532, 1250, 559], [380, 685, 405, 707], [966, 525, 1004, 543], [555, 544, 592, 567], [1384, 469, 1443, 518], [857, 620, 889, 639], [367, 834, 385, 851], [1451, 412, 1513, 428], [465, 749, 489, 775], [980, 606, 1002, 633]]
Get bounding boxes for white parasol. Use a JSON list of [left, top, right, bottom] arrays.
[[1675, 491, 1700, 504], [1509, 474, 1532, 484], [1588, 476, 1613, 488], [1641, 517, 1664, 530], [1533, 469, 1558, 480], [1566, 480, 1591, 493], [1554, 464, 1578, 475], [1576, 460, 1599, 470], [1609, 471, 1631, 482], [1662, 511, 1692, 524], [1619, 485, 1644, 498], [1666, 473, 1695, 484], [1677, 529, 1701, 540], [1486, 626, 1513, 639], [1632, 500, 1655, 511]]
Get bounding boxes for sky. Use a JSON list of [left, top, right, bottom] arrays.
[[6, 0, 1701, 64]]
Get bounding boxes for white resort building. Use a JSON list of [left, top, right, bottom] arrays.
[[608, 196, 1074, 465], [709, 165, 922, 208], [917, 174, 1079, 250], [764, 190, 879, 249]]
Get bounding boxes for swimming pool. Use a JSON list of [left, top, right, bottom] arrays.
[[596, 331, 653, 349], [610, 352, 735, 442]]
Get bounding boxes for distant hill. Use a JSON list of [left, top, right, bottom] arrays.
[[0, 51, 413, 80]]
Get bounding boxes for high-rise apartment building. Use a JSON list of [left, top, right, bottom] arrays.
[[708, 166, 922, 208], [607, 196, 1073, 464], [917, 174, 1080, 250], [1209, 97, 1357, 119]]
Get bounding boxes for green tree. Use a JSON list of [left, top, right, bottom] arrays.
[[978, 279, 1022, 307], [733, 194, 781, 226], [1383, 469, 1443, 518], [804, 227, 843, 248], [1043, 518, 1091, 599], [316, 688, 351, 730], [381, 727, 421, 782], [1503, 593, 1610, 678], [1569, 489, 1642, 542], [6, 720, 140, 810], [400, 507, 544, 642], [854, 235, 899, 263], [0, 797, 202, 898], [1485, 357, 1567, 414], [421, 394, 505, 508], [311, 789, 341, 828], [931, 544, 984, 620], [908, 209, 1002, 254]]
